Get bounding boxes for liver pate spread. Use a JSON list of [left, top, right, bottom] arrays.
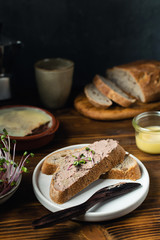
[[53, 139, 120, 191]]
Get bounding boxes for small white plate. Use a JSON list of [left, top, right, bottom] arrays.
[[32, 144, 150, 222]]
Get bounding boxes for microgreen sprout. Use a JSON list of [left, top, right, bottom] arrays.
[[85, 147, 90, 151], [85, 147, 95, 155], [0, 129, 34, 196], [67, 147, 96, 170]]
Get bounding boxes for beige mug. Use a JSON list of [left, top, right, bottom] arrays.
[[35, 58, 74, 109]]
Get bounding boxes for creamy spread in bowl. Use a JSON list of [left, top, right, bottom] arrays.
[[0, 106, 52, 137], [0, 105, 59, 150]]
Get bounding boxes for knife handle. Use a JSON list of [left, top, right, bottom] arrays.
[[32, 201, 88, 229]]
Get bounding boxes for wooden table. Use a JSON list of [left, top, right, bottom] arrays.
[[1, 105, 160, 240]]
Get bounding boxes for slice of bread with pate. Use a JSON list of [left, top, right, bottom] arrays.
[[47, 139, 126, 204], [41, 149, 76, 175], [41, 145, 141, 181]]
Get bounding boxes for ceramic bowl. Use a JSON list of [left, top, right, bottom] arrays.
[[0, 175, 22, 204], [0, 105, 59, 151]]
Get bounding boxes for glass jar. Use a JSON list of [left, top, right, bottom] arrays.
[[132, 111, 160, 154]]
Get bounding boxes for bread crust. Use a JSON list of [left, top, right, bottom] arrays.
[[93, 75, 136, 107], [107, 60, 160, 103], [49, 141, 126, 204], [101, 155, 141, 181]]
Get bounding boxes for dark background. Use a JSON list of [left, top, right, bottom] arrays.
[[0, 0, 160, 103]]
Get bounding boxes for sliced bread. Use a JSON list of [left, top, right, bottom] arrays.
[[41, 147, 141, 181], [49, 139, 125, 204], [106, 60, 160, 103], [93, 75, 136, 107], [100, 154, 141, 181], [84, 83, 112, 108], [41, 149, 76, 175], [41, 147, 85, 175]]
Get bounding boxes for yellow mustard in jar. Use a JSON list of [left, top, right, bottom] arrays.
[[135, 126, 160, 154], [132, 111, 160, 154]]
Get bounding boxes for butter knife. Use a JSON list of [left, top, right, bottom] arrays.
[[32, 182, 141, 229]]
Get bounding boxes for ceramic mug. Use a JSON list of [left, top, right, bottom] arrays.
[[35, 58, 74, 109]]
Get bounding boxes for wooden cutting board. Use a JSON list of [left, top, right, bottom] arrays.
[[74, 93, 160, 120]]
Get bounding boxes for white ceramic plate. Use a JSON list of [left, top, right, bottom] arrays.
[[32, 144, 150, 222]]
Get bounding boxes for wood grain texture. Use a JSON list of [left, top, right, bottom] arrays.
[[1, 103, 160, 240], [74, 93, 160, 120]]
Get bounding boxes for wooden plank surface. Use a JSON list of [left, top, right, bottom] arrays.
[[1, 105, 160, 240]]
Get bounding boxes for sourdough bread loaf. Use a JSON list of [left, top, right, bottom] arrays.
[[100, 154, 141, 181], [49, 139, 125, 204], [107, 60, 160, 103], [93, 75, 136, 107], [84, 83, 112, 108]]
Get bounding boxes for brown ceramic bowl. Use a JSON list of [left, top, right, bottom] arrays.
[[0, 105, 59, 151]]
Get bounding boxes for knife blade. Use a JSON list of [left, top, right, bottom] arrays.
[[32, 182, 141, 229]]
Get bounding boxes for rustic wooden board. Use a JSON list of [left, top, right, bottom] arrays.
[[74, 93, 160, 120]]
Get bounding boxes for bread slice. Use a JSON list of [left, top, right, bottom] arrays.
[[49, 139, 126, 204], [106, 60, 160, 103], [84, 83, 112, 108], [93, 75, 136, 107], [41, 147, 141, 181], [41, 148, 84, 175], [41, 149, 76, 175], [100, 154, 141, 181]]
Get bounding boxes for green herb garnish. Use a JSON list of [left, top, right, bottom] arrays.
[[85, 147, 90, 151], [67, 147, 96, 170], [85, 147, 95, 155]]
